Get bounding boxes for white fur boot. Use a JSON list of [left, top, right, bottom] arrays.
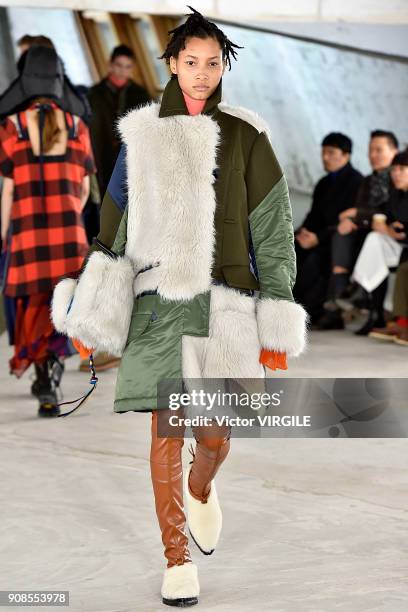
[[161, 562, 199, 607], [184, 466, 222, 555]]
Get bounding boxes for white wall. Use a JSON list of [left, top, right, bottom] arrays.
[[7, 7, 93, 86], [256, 22, 408, 58]]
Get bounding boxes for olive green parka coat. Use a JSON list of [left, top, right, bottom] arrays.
[[51, 77, 308, 413]]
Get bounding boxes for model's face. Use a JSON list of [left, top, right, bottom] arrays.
[[321, 146, 350, 173], [391, 164, 408, 191], [369, 137, 397, 171], [109, 55, 134, 81], [170, 36, 225, 100]]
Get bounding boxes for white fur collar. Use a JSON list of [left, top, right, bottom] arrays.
[[116, 101, 271, 302], [117, 103, 221, 301]]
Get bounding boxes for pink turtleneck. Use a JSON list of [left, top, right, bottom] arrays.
[[182, 90, 206, 115]]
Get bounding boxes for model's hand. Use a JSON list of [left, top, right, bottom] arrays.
[[338, 218, 357, 235], [339, 207, 357, 221], [259, 349, 288, 371]]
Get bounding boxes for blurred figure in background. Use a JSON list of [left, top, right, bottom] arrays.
[[14, 34, 99, 270], [347, 150, 408, 334], [293, 132, 363, 329], [369, 258, 408, 346], [88, 44, 152, 199], [0, 45, 95, 417], [328, 130, 398, 332]]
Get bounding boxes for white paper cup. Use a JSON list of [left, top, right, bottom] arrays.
[[373, 213, 387, 223]]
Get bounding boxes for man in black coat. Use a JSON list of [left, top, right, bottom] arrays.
[[88, 45, 152, 199], [293, 132, 363, 328]]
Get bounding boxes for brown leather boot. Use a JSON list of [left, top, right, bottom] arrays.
[[184, 422, 231, 555], [188, 423, 231, 503], [150, 409, 191, 568], [150, 410, 199, 607]]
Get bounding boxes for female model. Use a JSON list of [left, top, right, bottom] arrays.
[[52, 7, 307, 606]]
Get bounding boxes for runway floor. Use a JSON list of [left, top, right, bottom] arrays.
[[1, 327, 407, 611]]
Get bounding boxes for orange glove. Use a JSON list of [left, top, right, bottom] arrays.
[[72, 338, 94, 360], [259, 349, 287, 371]]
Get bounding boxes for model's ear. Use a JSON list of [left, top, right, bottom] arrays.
[[169, 56, 177, 75]]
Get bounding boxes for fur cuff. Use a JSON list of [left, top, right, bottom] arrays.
[[51, 252, 135, 357], [51, 278, 77, 334], [256, 298, 309, 357]]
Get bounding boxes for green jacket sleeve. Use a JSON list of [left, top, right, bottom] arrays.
[[246, 131, 296, 302], [246, 130, 308, 357]]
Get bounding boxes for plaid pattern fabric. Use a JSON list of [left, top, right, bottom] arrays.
[[0, 110, 95, 297]]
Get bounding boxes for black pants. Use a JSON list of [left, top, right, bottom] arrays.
[[393, 260, 408, 318], [331, 229, 369, 271], [293, 241, 332, 320]]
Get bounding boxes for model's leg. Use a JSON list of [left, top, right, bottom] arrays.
[[150, 409, 199, 607], [188, 422, 231, 503], [184, 420, 231, 555]]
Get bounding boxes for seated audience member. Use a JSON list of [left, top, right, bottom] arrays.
[[349, 150, 408, 334], [369, 259, 408, 346], [329, 130, 398, 307], [293, 132, 363, 328]]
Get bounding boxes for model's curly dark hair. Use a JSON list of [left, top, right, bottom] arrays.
[[158, 5, 243, 78]]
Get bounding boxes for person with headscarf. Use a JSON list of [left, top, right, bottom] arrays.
[[0, 45, 95, 417]]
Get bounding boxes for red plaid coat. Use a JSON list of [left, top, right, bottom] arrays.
[[0, 109, 95, 297]]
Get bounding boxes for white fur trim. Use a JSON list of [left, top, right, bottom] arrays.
[[257, 298, 309, 357], [202, 285, 264, 378], [161, 562, 199, 600], [182, 285, 264, 380], [117, 103, 220, 301], [184, 466, 222, 554], [51, 278, 77, 334], [64, 251, 135, 357], [182, 285, 265, 419], [133, 266, 160, 297], [219, 101, 272, 141]]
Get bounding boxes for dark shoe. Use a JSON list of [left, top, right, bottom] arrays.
[[32, 357, 64, 398], [31, 362, 49, 398], [355, 317, 386, 336], [31, 378, 43, 398], [314, 310, 345, 330], [33, 358, 62, 417], [38, 401, 61, 418]]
